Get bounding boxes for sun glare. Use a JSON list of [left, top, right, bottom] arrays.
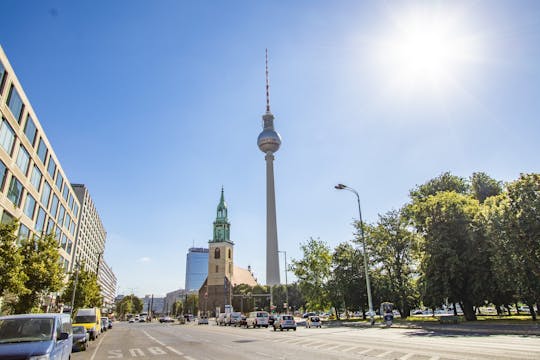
[[374, 6, 480, 97]]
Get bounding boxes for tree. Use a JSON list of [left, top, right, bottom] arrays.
[[117, 294, 143, 318], [409, 172, 469, 203], [505, 174, 540, 320], [13, 234, 65, 313], [328, 242, 365, 319], [471, 172, 502, 203], [172, 300, 183, 316], [290, 237, 332, 311], [185, 293, 198, 315], [409, 192, 490, 321], [363, 209, 420, 319], [0, 221, 27, 298], [58, 264, 102, 313]]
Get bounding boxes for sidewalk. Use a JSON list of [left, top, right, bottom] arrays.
[[323, 319, 540, 336]]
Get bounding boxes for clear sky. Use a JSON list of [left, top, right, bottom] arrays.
[[1, 1, 539, 297]]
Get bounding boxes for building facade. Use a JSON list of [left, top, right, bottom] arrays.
[[97, 259, 117, 313], [0, 46, 80, 274], [71, 184, 106, 274], [199, 189, 234, 316], [185, 247, 208, 291], [163, 288, 188, 315], [143, 295, 165, 315]]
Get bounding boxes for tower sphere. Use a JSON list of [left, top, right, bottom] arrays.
[[258, 129, 281, 153]]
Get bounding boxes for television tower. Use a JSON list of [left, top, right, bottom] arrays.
[[257, 49, 281, 286]]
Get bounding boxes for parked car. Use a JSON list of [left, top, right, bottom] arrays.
[[225, 312, 242, 326], [73, 307, 101, 340], [217, 313, 227, 326], [108, 319, 113, 329], [273, 314, 296, 331], [268, 315, 276, 326], [128, 318, 135, 323], [159, 316, 174, 323], [247, 311, 269, 328], [0, 313, 73, 360], [306, 315, 321, 328], [101, 318, 109, 332], [302, 312, 316, 318], [236, 315, 247, 327], [198, 316, 209, 325], [72, 325, 89, 352]]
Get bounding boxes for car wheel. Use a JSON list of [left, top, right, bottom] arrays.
[[294, 328, 296, 331], [280, 326, 283, 331], [273, 326, 276, 331]]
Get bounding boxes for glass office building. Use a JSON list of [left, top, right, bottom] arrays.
[[185, 247, 208, 291]]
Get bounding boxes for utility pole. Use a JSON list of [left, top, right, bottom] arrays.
[[70, 262, 80, 313]]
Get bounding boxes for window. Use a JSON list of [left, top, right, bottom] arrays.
[[1, 210, 14, 224], [18, 223, 31, 243], [62, 184, 69, 200], [47, 159, 56, 179], [7, 84, 24, 121], [68, 193, 74, 211], [55, 226, 61, 243], [23, 193, 36, 219], [69, 220, 75, 236], [0, 118, 15, 155], [57, 204, 65, 224], [50, 194, 59, 218], [46, 218, 55, 234], [30, 165, 42, 190], [15, 145, 30, 174], [55, 174, 63, 192], [73, 202, 79, 219], [0, 62, 6, 94], [36, 138, 47, 164], [214, 247, 220, 259], [35, 207, 46, 233], [23, 115, 37, 146], [0, 159, 7, 191], [7, 176, 23, 206], [41, 181, 51, 208], [228, 249, 231, 259], [66, 240, 73, 255], [60, 233, 67, 249], [215, 265, 219, 273], [64, 213, 71, 229]]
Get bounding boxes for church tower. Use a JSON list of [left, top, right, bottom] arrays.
[[204, 188, 234, 315]]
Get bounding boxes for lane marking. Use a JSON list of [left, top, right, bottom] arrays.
[[357, 348, 373, 355], [90, 332, 107, 360], [166, 346, 184, 356], [399, 353, 415, 360], [256, 352, 273, 357], [377, 350, 394, 358], [143, 330, 166, 346], [184, 357, 197, 360]]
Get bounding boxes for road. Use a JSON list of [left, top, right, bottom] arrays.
[[73, 321, 540, 360]]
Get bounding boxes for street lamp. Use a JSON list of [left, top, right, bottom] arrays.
[[335, 183, 375, 325], [278, 250, 289, 314]]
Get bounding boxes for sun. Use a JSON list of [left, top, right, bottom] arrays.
[[373, 5, 480, 96]]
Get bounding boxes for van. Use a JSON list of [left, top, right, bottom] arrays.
[[217, 313, 227, 326], [0, 313, 73, 360], [73, 307, 101, 340], [246, 311, 269, 328], [225, 312, 242, 326]]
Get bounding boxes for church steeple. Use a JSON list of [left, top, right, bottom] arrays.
[[211, 187, 232, 243]]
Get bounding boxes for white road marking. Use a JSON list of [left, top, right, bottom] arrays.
[[129, 348, 144, 357], [256, 352, 273, 357], [143, 331, 166, 346], [166, 346, 184, 356], [341, 346, 359, 352], [107, 350, 123, 358], [184, 357, 197, 360], [90, 332, 107, 360], [399, 353, 415, 360], [357, 348, 373, 355], [148, 347, 167, 355], [428, 357, 441, 360], [377, 350, 394, 358]]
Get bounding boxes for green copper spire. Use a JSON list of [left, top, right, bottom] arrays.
[[211, 187, 232, 243]]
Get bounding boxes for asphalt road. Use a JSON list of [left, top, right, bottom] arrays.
[[72, 320, 540, 360]]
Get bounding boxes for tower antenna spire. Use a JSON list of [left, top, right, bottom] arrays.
[[265, 48, 270, 113]]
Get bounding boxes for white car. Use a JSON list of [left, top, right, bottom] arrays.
[[246, 311, 269, 328], [306, 315, 321, 328]]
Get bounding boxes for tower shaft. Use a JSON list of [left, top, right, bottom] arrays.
[[265, 153, 280, 285]]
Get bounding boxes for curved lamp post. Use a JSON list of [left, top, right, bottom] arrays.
[[335, 183, 375, 325]]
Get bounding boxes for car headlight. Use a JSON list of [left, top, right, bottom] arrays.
[[30, 355, 50, 360]]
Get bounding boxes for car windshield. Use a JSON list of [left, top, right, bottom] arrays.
[[282, 316, 293, 320], [72, 326, 86, 334], [257, 313, 268, 317], [0, 318, 53, 343], [74, 315, 96, 323]]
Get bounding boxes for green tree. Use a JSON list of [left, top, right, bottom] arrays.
[[363, 209, 420, 319], [328, 242, 365, 319], [13, 234, 65, 313], [409, 172, 469, 203], [471, 172, 502, 203], [290, 237, 332, 311], [117, 294, 143, 318], [58, 265, 102, 313], [185, 293, 198, 315], [0, 221, 27, 298], [172, 300, 183, 316], [409, 192, 490, 321], [505, 174, 540, 320]]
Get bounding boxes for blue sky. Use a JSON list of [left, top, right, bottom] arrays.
[[1, 1, 539, 297]]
